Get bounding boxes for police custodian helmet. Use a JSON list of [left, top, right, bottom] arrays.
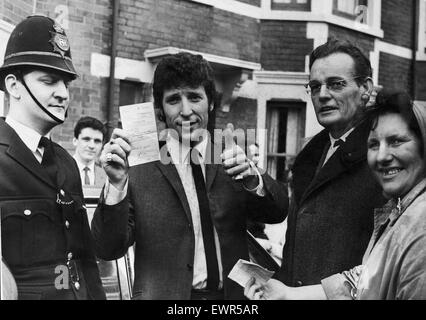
[[0, 15, 77, 90]]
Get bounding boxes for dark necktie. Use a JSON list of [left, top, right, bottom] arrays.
[[83, 166, 90, 185], [190, 149, 220, 290], [39, 137, 58, 185], [333, 139, 344, 148]]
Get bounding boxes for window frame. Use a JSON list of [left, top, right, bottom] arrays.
[[265, 100, 306, 182], [417, 0, 426, 60], [271, 0, 311, 12], [332, 0, 368, 21], [189, 0, 383, 38]]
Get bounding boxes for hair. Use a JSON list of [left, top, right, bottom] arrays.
[[367, 90, 423, 157], [74, 116, 107, 140], [152, 52, 216, 110], [309, 38, 372, 84], [1, 66, 74, 94], [1, 68, 27, 94]]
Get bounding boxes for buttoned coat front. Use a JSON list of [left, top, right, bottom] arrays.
[[277, 120, 386, 287]]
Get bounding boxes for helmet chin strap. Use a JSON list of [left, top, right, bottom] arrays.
[[21, 78, 66, 124]]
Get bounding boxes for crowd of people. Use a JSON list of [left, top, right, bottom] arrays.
[[0, 15, 425, 300]]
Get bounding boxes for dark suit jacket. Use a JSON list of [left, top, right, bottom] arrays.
[[0, 119, 105, 300], [91, 142, 288, 300], [276, 120, 386, 286]]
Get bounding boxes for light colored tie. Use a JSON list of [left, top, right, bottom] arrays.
[[83, 166, 90, 185]]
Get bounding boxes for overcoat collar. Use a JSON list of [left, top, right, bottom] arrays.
[[293, 120, 371, 205]]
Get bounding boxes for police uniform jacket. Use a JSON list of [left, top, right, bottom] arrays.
[[0, 118, 105, 300]]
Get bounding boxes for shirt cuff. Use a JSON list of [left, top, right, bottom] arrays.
[[104, 178, 128, 205], [243, 161, 265, 197], [321, 274, 354, 300]]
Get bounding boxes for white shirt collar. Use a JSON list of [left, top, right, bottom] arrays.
[[166, 131, 208, 165], [5, 116, 44, 153], [329, 127, 355, 147], [73, 154, 95, 172]]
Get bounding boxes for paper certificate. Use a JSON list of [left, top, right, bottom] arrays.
[[228, 259, 275, 288], [119, 102, 160, 166]]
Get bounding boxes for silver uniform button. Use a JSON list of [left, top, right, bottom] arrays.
[[67, 252, 73, 260], [65, 220, 70, 229], [24, 209, 31, 216], [74, 282, 80, 290]]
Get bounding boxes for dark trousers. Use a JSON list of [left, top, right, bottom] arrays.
[[191, 289, 224, 300]]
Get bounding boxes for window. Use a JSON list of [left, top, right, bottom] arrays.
[[416, 0, 426, 58], [118, 80, 152, 127], [333, 0, 369, 23], [271, 0, 311, 11], [423, 0, 426, 55], [266, 101, 305, 182], [119, 80, 151, 106]]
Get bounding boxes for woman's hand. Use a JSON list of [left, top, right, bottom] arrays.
[[244, 278, 291, 300]]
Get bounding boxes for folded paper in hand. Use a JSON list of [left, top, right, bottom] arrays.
[[119, 102, 160, 166], [228, 259, 275, 288]]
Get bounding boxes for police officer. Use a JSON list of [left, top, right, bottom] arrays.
[[0, 15, 105, 300]]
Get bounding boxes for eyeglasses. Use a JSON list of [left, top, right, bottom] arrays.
[[305, 76, 365, 96]]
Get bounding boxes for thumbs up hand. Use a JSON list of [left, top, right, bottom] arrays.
[[221, 123, 259, 188]]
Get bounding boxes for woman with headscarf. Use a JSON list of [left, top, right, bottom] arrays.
[[245, 91, 426, 300]]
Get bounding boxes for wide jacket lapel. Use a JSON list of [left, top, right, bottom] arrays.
[[155, 144, 193, 223], [205, 164, 218, 192], [302, 148, 347, 201], [300, 121, 370, 204], [292, 130, 329, 206], [0, 119, 57, 189]]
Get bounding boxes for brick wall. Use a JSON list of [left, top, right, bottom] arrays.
[[328, 25, 375, 58], [237, 0, 261, 7], [0, 0, 112, 152], [381, 0, 415, 49], [2, 0, 423, 152], [215, 97, 258, 146], [1, 0, 262, 151], [260, 21, 313, 72], [117, 0, 260, 62], [113, 0, 262, 138], [0, 0, 33, 25], [39, 0, 112, 152], [415, 61, 426, 101], [379, 52, 413, 94]]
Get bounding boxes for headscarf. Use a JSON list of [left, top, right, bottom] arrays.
[[412, 102, 426, 163]]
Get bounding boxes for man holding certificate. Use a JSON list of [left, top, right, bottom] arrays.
[[91, 52, 287, 300]]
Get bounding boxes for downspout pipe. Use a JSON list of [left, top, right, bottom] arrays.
[[106, 0, 119, 138], [411, 0, 419, 99]]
